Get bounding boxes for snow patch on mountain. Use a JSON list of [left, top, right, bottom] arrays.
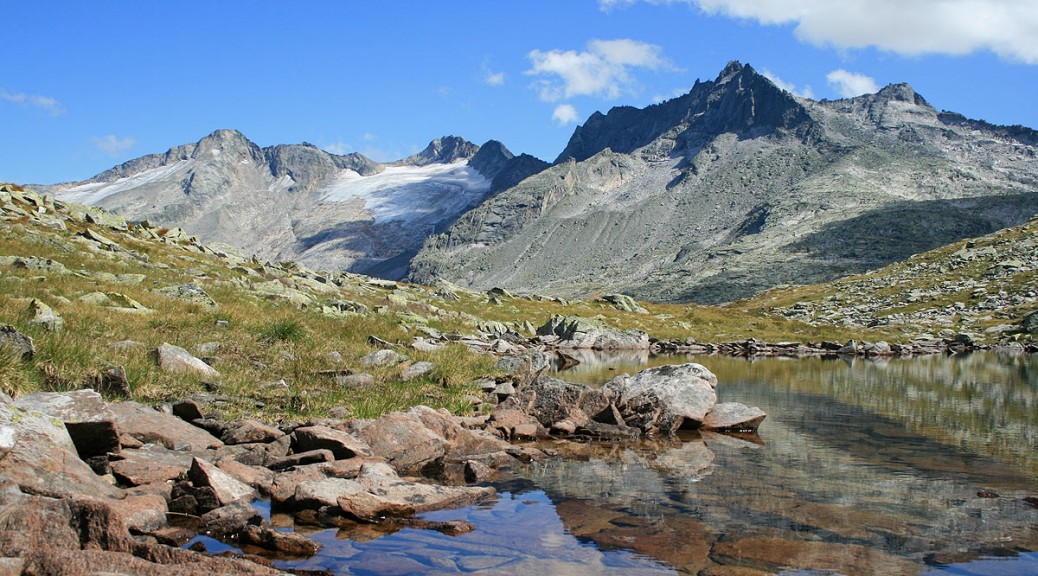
[[319, 161, 491, 224], [60, 160, 197, 205]]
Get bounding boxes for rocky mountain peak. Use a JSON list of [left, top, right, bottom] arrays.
[[555, 60, 810, 163], [401, 136, 479, 166], [874, 83, 931, 107], [468, 140, 514, 179], [192, 128, 264, 162]]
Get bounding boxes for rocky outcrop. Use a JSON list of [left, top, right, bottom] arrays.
[[492, 363, 765, 438], [536, 314, 650, 350]]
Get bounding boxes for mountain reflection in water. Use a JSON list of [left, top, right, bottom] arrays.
[[277, 352, 1038, 575]]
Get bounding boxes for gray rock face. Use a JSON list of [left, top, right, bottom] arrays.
[[409, 61, 1038, 304], [0, 325, 35, 359], [13, 389, 120, 459], [155, 342, 220, 378], [48, 130, 544, 281], [537, 314, 650, 350], [606, 363, 718, 433], [28, 299, 64, 332]]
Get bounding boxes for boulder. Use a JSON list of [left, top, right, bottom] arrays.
[[221, 420, 284, 445], [401, 361, 436, 380], [606, 363, 718, 433], [536, 314, 650, 349], [1023, 310, 1038, 334], [0, 403, 120, 498], [361, 349, 404, 367], [188, 458, 257, 506], [13, 389, 120, 459], [292, 425, 372, 460], [110, 447, 195, 486], [702, 403, 767, 432], [198, 500, 262, 538], [27, 299, 64, 332], [336, 373, 376, 388], [356, 411, 449, 474], [155, 342, 220, 378], [156, 283, 217, 309], [109, 401, 223, 451], [0, 325, 34, 360]]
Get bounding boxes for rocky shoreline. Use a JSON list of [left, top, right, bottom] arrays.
[[0, 358, 763, 575]]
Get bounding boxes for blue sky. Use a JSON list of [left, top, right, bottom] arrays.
[[3, 0, 1036, 184]]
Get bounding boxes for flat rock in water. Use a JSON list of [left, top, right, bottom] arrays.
[[607, 363, 718, 433], [109, 401, 223, 451], [702, 402, 766, 432]]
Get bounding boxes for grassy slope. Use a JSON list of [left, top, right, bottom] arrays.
[[2, 183, 1032, 422]]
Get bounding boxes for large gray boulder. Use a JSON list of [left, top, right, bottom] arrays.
[[0, 403, 120, 498], [605, 363, 718, 433], [537, 314, 650, 350], [155, 342, 220, 378], [0, 325, 34, 359], [13, 389, 120, 459]]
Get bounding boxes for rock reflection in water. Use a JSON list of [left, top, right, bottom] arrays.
[[279, 490, 677, 575], [533, 351, 1038, 574]]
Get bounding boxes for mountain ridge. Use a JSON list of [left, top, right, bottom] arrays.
[[43, 130, 548, 278], [408, 61, 1038, 303]]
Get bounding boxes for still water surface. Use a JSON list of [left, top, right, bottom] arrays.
[[276, 352, 1038, 575]]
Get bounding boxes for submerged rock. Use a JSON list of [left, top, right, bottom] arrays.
[[701, 402, 767, 432]]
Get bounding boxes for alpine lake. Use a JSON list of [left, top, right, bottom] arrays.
[[199, 351, 1038, 575]]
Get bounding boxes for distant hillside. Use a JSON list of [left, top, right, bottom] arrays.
[[42, 132, 547, 280], [409, 62, 1038, 304]]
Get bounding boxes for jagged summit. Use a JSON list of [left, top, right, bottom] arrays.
[[554, 60, 810, 164], [874, 83, 930, 107], [400, 136, 480, 166]]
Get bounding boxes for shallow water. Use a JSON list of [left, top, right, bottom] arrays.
[[272, 351, 1038, 575]]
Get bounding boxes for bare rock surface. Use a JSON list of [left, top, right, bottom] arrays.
[[155, 342, 220, 378], [109, 401, 223, 451], [188, 458, 257, 507], [702, 403, 767, 432], [13, 389, 120, 459]]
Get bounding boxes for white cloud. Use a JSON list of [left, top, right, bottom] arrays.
[[552, 104, 581, 125], [363, 132, 377, 142], [90, 135, 136, 157], [526, 38, 675, 101], [484, 70, 505, 86], [602, 0, 1038, 64], [762, 69, 815, 99], [322, 141, 351, 155], [0, 88, 64, 115], [826, 69, 879, 97]]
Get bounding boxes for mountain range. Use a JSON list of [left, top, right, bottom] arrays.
[[44, 131, 547, 279], [44, 61, 1038, 303]]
